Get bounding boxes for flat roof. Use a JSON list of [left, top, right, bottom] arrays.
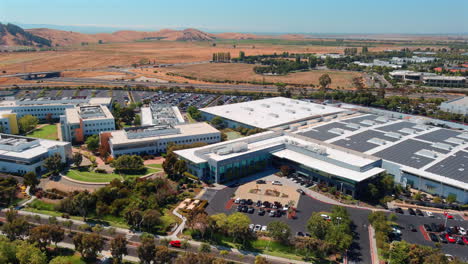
[[272, 149, 385, 182], [0, 134, 69, 159], [426, 150, 468, 182], [443, 97, 468, 107], [109, 122, 219, 145], [200, 97, 346, 129]]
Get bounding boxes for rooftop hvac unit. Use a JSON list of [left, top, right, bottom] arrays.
[[269, 113, 279, 118], [368, 138, 387, 145], [456, 133, 468, 140], [329, 128, 345, 135], [232, 142, 248, 153], [315, 105, 325, 109], [242, 107, 254, 111], [385, 132, 402, 139], [399, 128, 416, 135], [416, 149, 438, 159], [285, 109, 296, 114], [432, 142, 452, 151], [375, 116, 389, 123], [300, 107, 311, 111], [261, 103, 270, 108], [361, 120, 376, 126], [445, 137, 465, 145], [346, 123, 360, 129]]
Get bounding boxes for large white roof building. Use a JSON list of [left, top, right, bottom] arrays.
[[200, 97, 347, 129]]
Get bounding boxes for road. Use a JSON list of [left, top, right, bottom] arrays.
[[0, 209, 309, 264]]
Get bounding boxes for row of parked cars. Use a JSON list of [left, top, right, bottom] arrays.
[[425, 224, 468, 245], [234, 198, 290, 217], [394, 207, 455, 219], [285, 173, 314, 188]]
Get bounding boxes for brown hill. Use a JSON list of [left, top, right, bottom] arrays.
[[0, 23, 52, 47]]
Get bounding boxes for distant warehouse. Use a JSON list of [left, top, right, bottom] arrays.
[[200, 97, 347, 130], [440, 97, 468, 115]]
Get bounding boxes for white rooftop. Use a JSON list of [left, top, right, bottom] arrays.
[[443, 97, 468, 107], [200, 97, 346, 129]]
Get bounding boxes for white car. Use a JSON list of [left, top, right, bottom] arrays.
[[282, 205, 289, 211], [321, 214, 331, 221], [426, 211, 434, 217], [392, 226, 401, 235], [249, 224, 254, 231], [234, 198, 241, 204], [272, 180, 282, 186], [261, 225, 268, 232], [459, 227, 466, 235], [254, 225, 262, 232]]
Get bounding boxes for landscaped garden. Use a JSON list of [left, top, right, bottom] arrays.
[[26, 124, 58, 140], [65, 167, 159, 183]]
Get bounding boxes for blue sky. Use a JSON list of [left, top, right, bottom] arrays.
[[1, 0, 467, 34]]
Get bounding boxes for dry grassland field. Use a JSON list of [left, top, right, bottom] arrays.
[[0, 40, 434, 74], [157, 63, 362, 88]]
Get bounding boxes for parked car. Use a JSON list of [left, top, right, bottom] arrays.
[[247, 207, 254, 214], [169, 240, 181, 248], [445, 234, 456, 243], [249, 224, 254, 231], [239, 199, 246, 205], [408, 224, 417, 232], [261, 226, 268, 232], [262, 201, 270, 208], [415, 209, 424, 216], [297, 189, 305, 195], [395, 207, 404, 214], [458, 227, 466, 235], [321, 214, 331, 221], [254, 225, 262, 232], [431, 223, 439, 232], [444, 212, 454, 219], [296, 232, 305, 237], [246, 199, 253, 205], [423, 224, 432, 232], [439, 234, 448, 243], [258, 208, 265, 216], [272, 181, 282, 186], [256, 200, 262, 207], [408, 208, 416, 215], [236, 206, 242, 212], [429, 233, 439, 242], [462, 236, 468, 245], [426, 211, 434, 217], [241, 206, 248, 213], [456, 237, 465, 245], [234, 198, 241, 204], [256, 180, 266, 184], [269, 210, 276, 217]]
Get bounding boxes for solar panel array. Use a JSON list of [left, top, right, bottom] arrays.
[[297, 122, 358, 141], [332, 130, 400, 152], [415, 129, 462, 145], [426, 150, 468, 181]]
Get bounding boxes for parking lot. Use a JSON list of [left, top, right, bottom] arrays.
[[202, 174, 468, 263]]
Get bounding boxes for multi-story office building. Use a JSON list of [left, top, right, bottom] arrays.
[[0, 110, 19, 134], [0, 134, 71, 175], [0, 97, 112, 120], [60, 105, 115, 142], [101, 122, 221, 157], [141, 104, 185, 126]]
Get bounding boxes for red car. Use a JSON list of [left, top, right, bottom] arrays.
[[445, 234, 456, 243], [462, 236, 468, 245], [444, 212, 454, 219], [169, 240, 181, 248]]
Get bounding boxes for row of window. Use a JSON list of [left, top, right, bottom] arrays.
[[84, 122, 114, 127]]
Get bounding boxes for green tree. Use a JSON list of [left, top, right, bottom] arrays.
[[73, 232, 104, 260], [29, 224, 64, 250], [73, 190, 95, 220], [267, 221, 291, 243], [187, 106, 202, 121], [112, 154, 145, 173], [72, 152, 83, 168], [210, 116, 225, 129], [2, 210, 30, 241], [306, 212, 329, 240], [110, 235, 128, 264], [43, 153, 63, 175], [199, 242, 211, 253], [255, 255, 270, 264], [23, 171, 39, 190], [18, 115, 38, 134], [134, 114, 141, 126], [226, 212, 251, 243], [137, 236, 156, 264], [446, 193, 457, 204], [85, 135, 99, 152], [155, 245, 173, 264], [319, 74, 332, 92], [15, 241, 47, 264]]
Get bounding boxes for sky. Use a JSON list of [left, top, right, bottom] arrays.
[[1, 0, 467, 34]]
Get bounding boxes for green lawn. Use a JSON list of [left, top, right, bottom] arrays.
[[147, 163, 163, 169], [65, 168, 159, 183], [225, 131, 243, 140], [26, 124, 58, 140]]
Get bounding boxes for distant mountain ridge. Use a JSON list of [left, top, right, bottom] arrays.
[[0, 23, 52, 47]]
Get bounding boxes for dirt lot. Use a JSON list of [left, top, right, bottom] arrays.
[[159, 63, 362, 88], [0, 40, 430, 74], [234, 181, 300, 206]]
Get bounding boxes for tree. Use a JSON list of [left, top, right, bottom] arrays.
[[306, 212, 329, 240], [43, 153, 63, 175], [279, 165, 290, 176], [73, 232, 104, 260], [2, 210, 30, 241], [137, 236, 156, 264], [267, 221, 290, 243], [72, 190, 95, 220], [187, 106, 202, 121], [362, 46, 369, 54], [18, 115, 38, 134], [199, 242, 211, 253], [141, 209, 161, 232], [62, 220, 73, 232], [446, 193, 457, 204], [239, 51, 245, 61], [15, 241, 47, 264], [112, 154, 145, 173], [29, 224, 64, 250], [319, 74, 332, 92], [174, 160, 187, 176], [210, 116, 225, 129], [85, 135, 99, 152], [23, 171, 39, 190], [72, 152, 83, 168], [352, 77, 365, 91], [110, 235, 128, 264], [255, 255, 270, 264], [155, 245, 173, 264], [134, 114, 141, 126], [226, 212, 251, 243], [45, 113, 54, 124]]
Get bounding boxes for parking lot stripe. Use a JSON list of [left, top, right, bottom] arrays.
[[419, 226, 430, 241], [225, 199, 234, 210]]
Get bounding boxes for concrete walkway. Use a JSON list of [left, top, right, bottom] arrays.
[[368, 225, 379, 264]]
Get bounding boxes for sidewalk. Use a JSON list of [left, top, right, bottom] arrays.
[[368, 225, 379, 264]]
